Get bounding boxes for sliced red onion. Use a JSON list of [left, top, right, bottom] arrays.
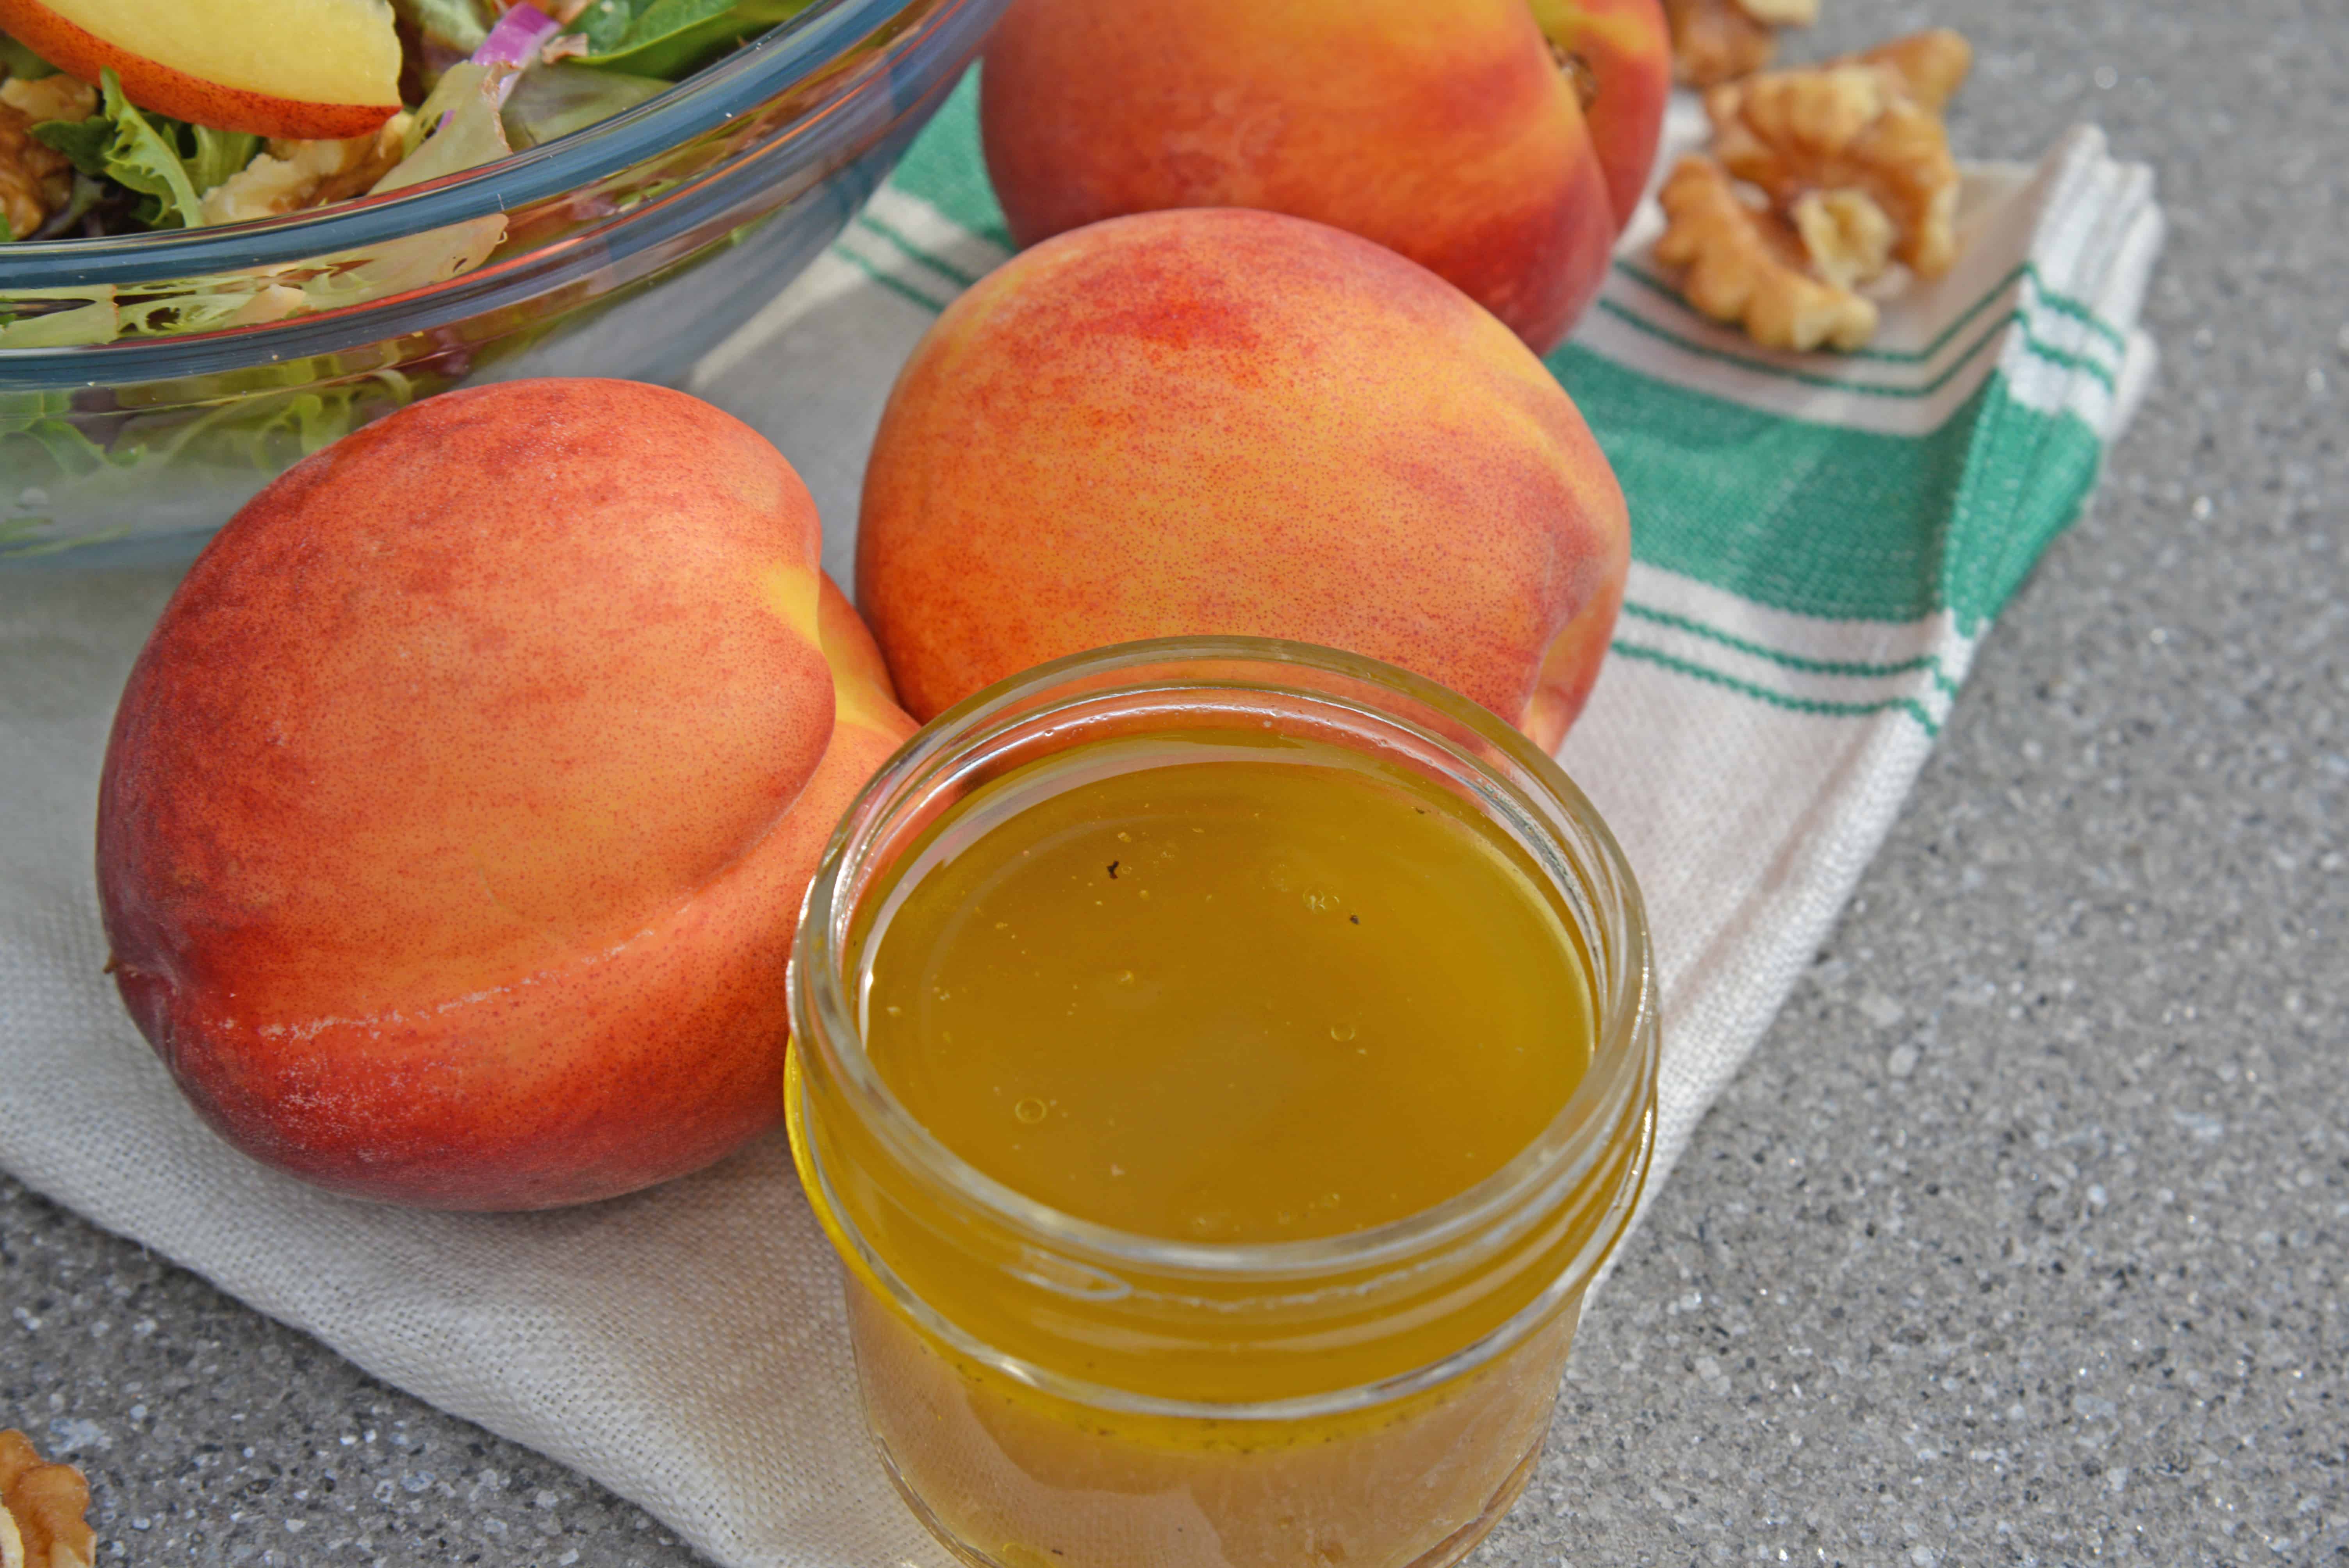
[[473, 2, 564, 104]]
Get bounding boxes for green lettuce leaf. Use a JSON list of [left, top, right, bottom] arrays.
[[30, 113, 115, 178], [503, 61, 669, 146], [0, 286, 118, 348], [0, 34, 57, 80], [31, 71, 261, 230], [393, 0, 497, 55], [292, 61, 513, 311], [380, 60, 510, 185], [182, 119, 260, 194], [0, 390, 112, 482], [567, 0, 814, 80]]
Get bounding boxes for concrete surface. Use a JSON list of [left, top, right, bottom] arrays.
[[4, 0, 2343, 1563]]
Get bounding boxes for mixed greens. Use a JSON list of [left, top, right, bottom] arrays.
[[0, 0, 809, 248], [25, 73, 260, 235]]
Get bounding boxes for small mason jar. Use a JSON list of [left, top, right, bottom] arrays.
[[788, 638, 1657, 1568]]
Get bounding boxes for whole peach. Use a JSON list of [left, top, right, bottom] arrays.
[[978, 0, 1617, 354], [96, 380, 914, 1210], [856, 209, 1629, 752]]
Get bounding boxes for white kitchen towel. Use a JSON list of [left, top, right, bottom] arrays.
[[0, 77, 2160, 1568]]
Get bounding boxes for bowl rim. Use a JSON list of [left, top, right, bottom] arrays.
[[0, 0, 923, 292]]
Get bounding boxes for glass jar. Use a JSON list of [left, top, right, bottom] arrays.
[[787, 638, 1658, 1568]]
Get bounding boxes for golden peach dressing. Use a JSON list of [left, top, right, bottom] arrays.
[[794, 729, 1610, 1568]]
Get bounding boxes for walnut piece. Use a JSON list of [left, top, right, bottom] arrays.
[[0, 104, 72, 241], [1656, 29, 1974, 351], [1664, 0, 1780, 88], [1706, 55, 1961, 278], [1736, 0, 1819, 25], [1789, 188, 1896, 290], [1837, 28, 1973, 114], [0, 1430, 96, 1568], [0, 74, 97, 127], [1654, 155, 1877, 352], [198, 114, 412, 226]]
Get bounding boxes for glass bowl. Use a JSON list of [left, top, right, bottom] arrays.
[[0, 0, 1007, 564]]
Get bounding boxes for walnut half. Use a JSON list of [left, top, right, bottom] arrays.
[[0, 1430, 95, 1568], [198, 115, 413, 227], [1654, 155, 1878, 352], [0, 75, 98, 127], [1789, 188, 1896, 290], [0, 105, 72, 242], [1666, 0, 1817, 88], [1839, 28, 1974, 115], [1706, 51, 1962, 279]]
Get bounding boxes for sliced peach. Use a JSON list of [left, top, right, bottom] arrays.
[[0, 0, 401, 140]]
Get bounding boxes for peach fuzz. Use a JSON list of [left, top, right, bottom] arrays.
[[96, 379, 914, 1211], [978, 0, 1616, 355], [855, 209, 1630, 752]]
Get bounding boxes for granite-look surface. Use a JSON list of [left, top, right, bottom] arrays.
[[4, 0, 2343, 1563]]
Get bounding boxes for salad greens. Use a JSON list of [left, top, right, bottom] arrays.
[[0, 0, 817, 248], [0, 62, 514, 349], [571, 0, 814, 78], [503, 63, 672, 146], [394, 0, 499, 59], [36, 71, 260, 230], [0, 0, 825, 347], [0, 33, 53, 82]]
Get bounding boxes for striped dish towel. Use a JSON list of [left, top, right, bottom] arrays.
[[0, 73, 2159, 1568]]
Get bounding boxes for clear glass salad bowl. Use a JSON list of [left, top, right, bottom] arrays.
[[0, 0, 1006, 565]]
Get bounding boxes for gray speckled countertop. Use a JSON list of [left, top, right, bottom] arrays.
[[5, 0, 2343, 1563]]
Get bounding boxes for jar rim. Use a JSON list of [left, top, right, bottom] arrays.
[[790, 636, 1659, 1284]]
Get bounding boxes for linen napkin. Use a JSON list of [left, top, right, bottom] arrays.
[[0, 75, 2161, 1568]]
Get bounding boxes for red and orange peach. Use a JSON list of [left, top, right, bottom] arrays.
[[978, 0, 1629, 355], [96, 379, 913, 1210], [855, 208, 1631, 752]]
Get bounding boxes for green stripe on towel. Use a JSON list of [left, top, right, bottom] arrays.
[[1551, 350, 2104, 632]]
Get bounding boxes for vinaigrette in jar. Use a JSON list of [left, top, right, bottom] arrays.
[[789, 640, 1656, 1568]]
